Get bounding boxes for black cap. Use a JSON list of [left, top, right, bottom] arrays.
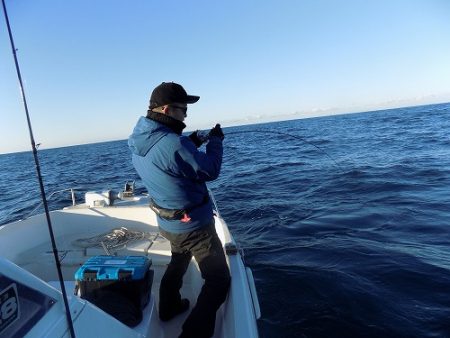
[[149, 82, 200, 109]]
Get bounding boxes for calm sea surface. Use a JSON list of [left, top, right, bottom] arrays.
[[1, 103, 450, 337]]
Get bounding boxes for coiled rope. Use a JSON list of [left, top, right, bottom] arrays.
[[72, 227, 159, 255]]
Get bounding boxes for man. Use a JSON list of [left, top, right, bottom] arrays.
[[128, 82, 231, 338]]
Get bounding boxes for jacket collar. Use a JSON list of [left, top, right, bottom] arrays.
[[146, 111, 186, 135]]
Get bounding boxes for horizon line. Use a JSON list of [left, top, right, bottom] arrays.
[[1, 100, 449, 156]]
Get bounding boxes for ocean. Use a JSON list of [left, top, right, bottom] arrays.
[[1, 102, 450, 337]]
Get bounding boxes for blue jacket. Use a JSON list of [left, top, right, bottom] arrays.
[[128, 116, 223, 233]]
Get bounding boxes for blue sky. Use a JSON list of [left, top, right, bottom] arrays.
[[1, 0, 450, 154]]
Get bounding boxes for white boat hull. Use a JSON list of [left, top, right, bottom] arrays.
[[0, 193, 259, 338]]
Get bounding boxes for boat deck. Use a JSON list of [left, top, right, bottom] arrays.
[[0, 195, 259, 338]]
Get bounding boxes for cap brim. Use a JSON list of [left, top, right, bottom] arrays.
[[186, 95, 200, 104]]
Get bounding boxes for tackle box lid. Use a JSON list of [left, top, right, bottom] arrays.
[[75, 255, 151, 281]]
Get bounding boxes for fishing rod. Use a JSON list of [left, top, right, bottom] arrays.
[[229, 129, 343, 172], [198, 128, 344, 173], [1, 1, 76, 337]]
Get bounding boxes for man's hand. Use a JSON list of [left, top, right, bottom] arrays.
[[209, 124, 224, 140], [188, 130, 205, 148]]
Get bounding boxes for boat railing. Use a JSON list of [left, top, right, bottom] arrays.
[[23, 187, 77, 220], [208, 187, 222, 217], [23, 181, 136, 220]]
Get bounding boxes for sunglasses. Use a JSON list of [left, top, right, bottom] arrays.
[[170, 105, 188, 114]]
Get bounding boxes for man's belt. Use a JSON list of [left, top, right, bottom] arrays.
[[149, 195, 209, 222]]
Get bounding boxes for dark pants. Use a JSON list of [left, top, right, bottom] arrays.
[[159, 221, 231, 338]]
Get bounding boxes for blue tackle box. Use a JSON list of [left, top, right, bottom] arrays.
[[75, 255, 154, 327]]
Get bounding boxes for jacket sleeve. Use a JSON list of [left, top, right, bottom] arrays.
[[171, 135, 223, 181]]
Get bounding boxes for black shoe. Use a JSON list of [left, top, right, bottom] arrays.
[[159, 299, 190, 322]]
